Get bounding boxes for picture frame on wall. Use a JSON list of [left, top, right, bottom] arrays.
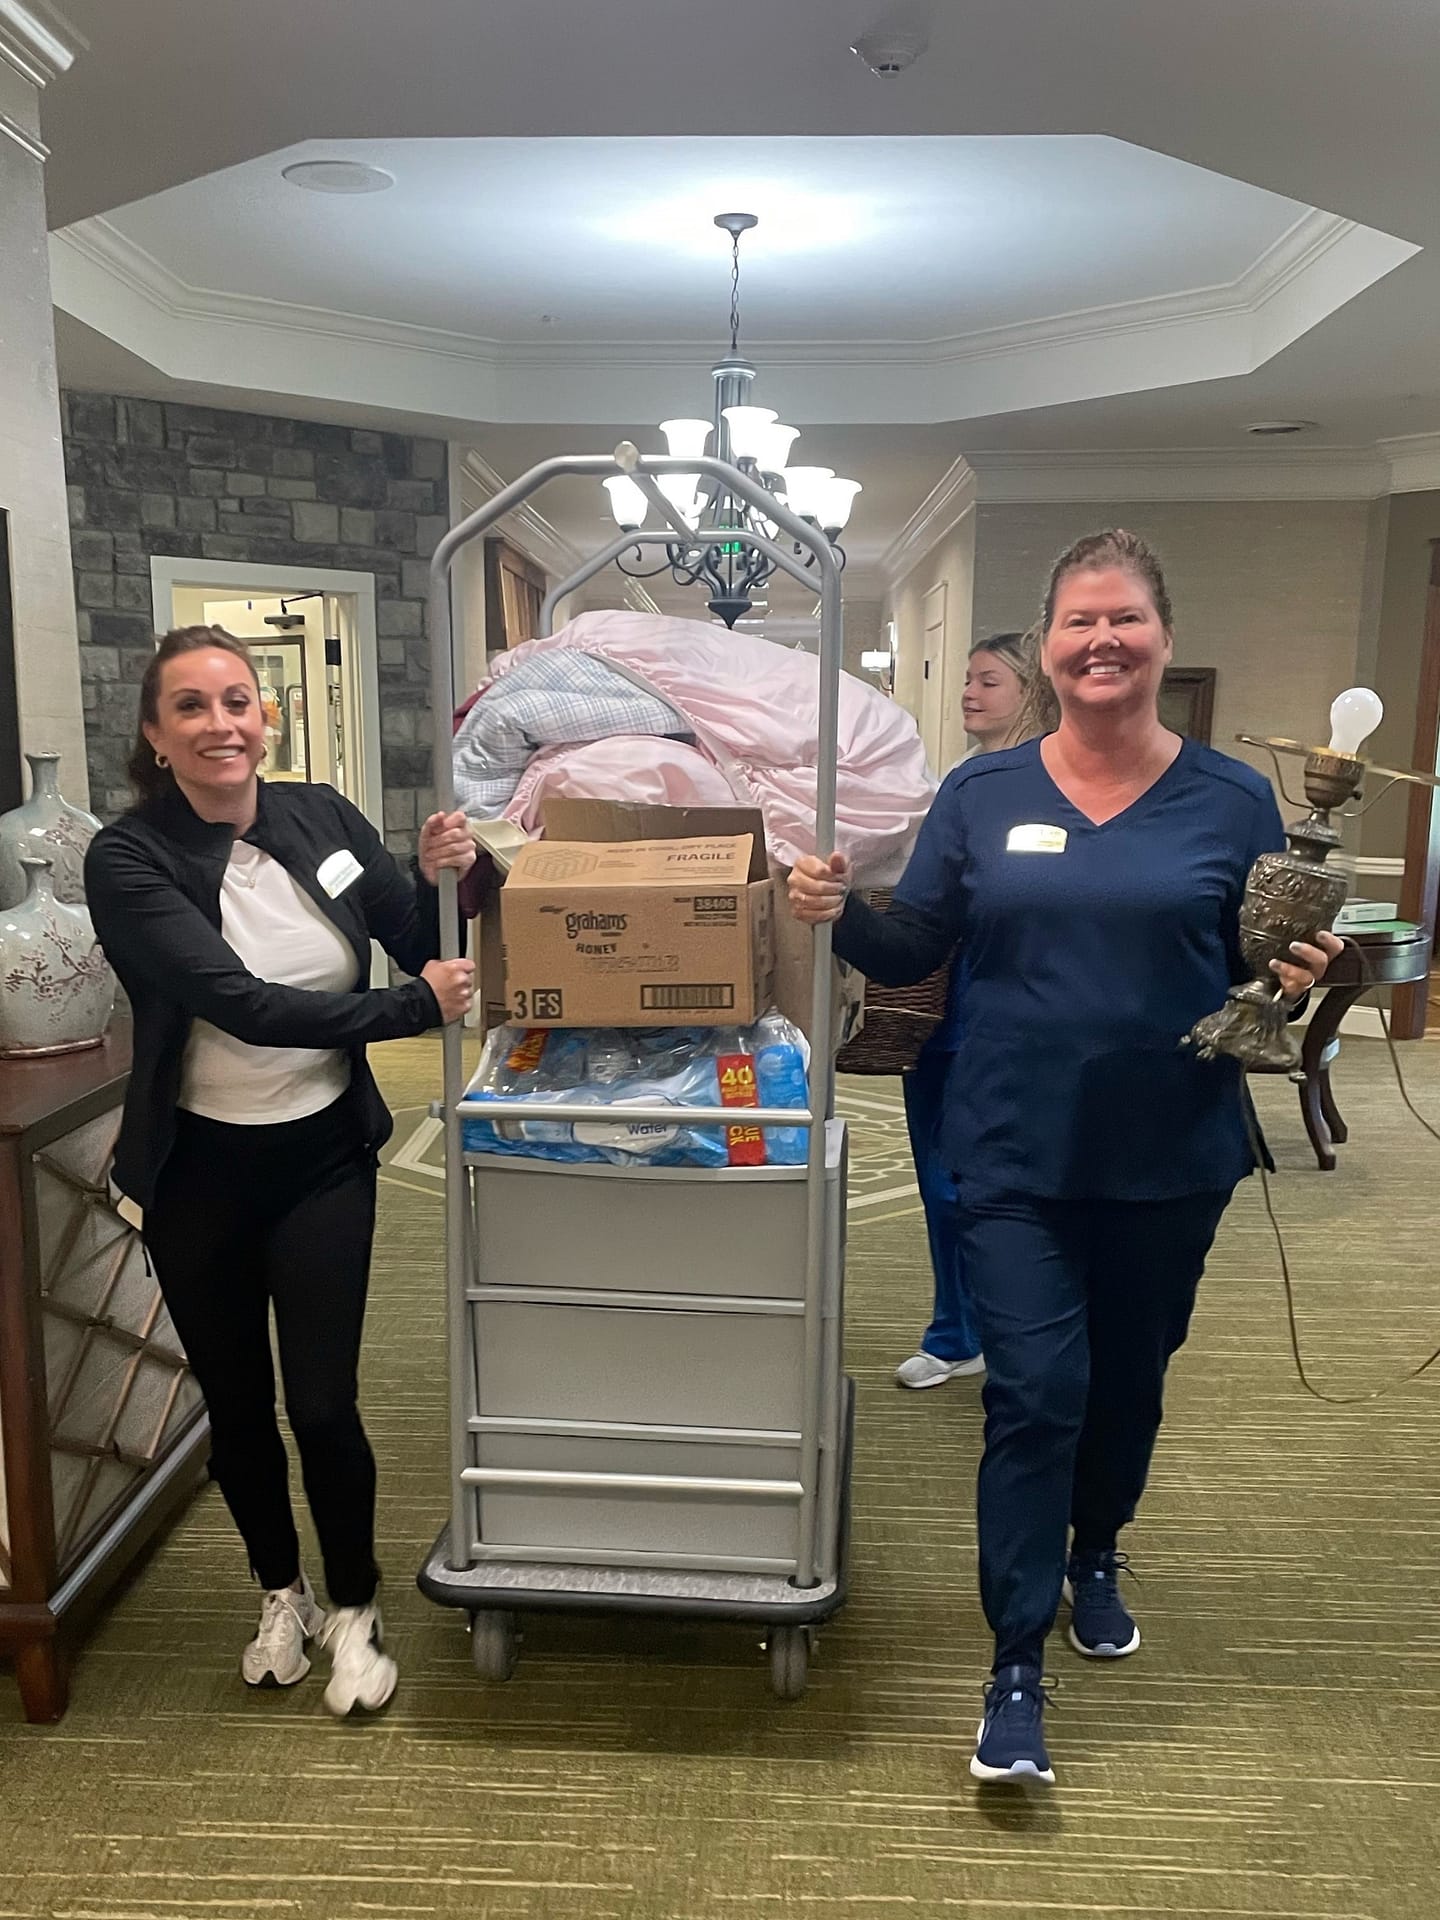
[[1159, 666, 1216, 744], [483, 537, 547, 651]]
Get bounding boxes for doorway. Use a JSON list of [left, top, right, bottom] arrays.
[[150, 558, 383, 833]]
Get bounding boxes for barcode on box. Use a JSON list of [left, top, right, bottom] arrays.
[[641, 984, 736, 1011]]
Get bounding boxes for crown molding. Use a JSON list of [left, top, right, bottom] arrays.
[[0, 0, 83, 88], [878, 458, 976, 588], [458, 449, 583, 578], [50, 206, 1419, 428], [53, 210, 1375, 374], [1378, 432, 1440, 494], [0, 0, 82, 159], [966, 444, 1394, 504], [457, 448, 661, 617]]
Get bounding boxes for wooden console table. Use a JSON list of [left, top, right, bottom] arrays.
[[0, 1020, 207, 1721], [1297, 922, 1431, 1171]]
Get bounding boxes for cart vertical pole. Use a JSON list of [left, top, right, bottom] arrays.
[[794, 555, 843, 1589], [428, 558, 471, 1572]]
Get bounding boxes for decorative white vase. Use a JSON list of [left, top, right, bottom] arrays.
[[0, 855, 115, 1059], [0, 751, 102, 910]]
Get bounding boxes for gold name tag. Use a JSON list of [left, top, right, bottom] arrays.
[[1006, 823, 1068, 854]]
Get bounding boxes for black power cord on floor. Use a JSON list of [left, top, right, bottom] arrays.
[[1239, 934, 1440, 1405]]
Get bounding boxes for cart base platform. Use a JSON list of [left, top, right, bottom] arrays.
[[419, 1379, 852, 1624], [417, 1380, 853, 1695]]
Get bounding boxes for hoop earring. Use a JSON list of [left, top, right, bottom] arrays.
[[154, 752, 169, 770]]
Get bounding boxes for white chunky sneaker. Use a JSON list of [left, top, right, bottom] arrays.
[[895, 1350, 986, 1389], [241, 1574, 325, 1687], [319, 1604, 398, 1717]]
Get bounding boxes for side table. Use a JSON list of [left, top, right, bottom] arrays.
[[1297, 922, 1431, 1171], [0, 1019, 208, 1721]]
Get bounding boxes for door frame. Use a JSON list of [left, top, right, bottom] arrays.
[[921, 581, 947, 773], [149, 557, 384, 836], [1392, 538, 1440, 1036]]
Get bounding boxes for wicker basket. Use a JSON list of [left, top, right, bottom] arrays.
[[833, 888, 952, 1077]]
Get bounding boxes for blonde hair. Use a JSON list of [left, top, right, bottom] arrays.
[[971, 625, 1053, 748]]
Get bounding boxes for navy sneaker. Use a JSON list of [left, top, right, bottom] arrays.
[[1064, 1549, 1141, 1658], [970, 1666, 1056, 1784]]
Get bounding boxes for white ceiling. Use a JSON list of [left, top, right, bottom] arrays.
[[87, 135, 1317, 344], [32, 0, 1440, 573]]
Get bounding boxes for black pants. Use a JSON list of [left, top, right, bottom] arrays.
[[146, 1098, 380, 1606], [959, 1191, 1232, 1672]]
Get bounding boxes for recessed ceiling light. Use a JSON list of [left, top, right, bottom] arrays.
[[282, 160, 395, 195], [1243, 419, 1318, 436]]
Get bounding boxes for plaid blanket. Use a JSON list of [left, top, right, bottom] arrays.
[[453, 650, 688, 817]]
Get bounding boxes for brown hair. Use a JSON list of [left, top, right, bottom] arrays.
[[128, 625, 262, 806], [1041, 527, 1174, 634], [1012, 528, 1173, 741]]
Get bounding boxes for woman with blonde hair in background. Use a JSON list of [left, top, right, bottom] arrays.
[[896, 629, 1047, 1389]]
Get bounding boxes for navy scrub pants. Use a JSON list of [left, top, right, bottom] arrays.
[[959, 1190, 1232, 1672], [901, 1047, 983, 1365]]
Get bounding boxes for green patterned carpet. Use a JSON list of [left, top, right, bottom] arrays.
[[3, 1038, 1438, 1919]]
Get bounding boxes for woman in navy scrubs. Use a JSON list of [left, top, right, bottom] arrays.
[[791, 530, 1340, 1785], [897, 630, 1044, 1390]]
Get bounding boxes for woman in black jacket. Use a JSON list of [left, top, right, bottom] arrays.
[[86, 625, 475, 1716]]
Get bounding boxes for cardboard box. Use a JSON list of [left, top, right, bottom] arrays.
[[470, 801, 864, 1048], [500, 803, 774, 1027]]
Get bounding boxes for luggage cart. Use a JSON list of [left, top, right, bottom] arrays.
[[417, 446, 851, 1698]]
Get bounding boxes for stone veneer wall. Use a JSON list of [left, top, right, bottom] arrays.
[[62, 392, 449, 857]]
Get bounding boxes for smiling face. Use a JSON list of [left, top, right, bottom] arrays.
[[961, 648, 1027, 746], [141, 646, 267, 801], [1041, 566, 1173, 721]]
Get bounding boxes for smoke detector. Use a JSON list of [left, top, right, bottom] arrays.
[[1244, 419, 1318, 437], [850, 24, 928, 75], [282, 160, 395, 195]]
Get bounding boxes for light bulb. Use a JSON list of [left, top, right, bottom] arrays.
[[752, 421, 800, 473], [779, 466, 834, 520], [721, 406, 778, 462], [659, 418, 712, 458], [659, 473, 702, 528], [1326, 686, 1383, 755], [603, 475, 648, 530], [814, 476, 862, 533]]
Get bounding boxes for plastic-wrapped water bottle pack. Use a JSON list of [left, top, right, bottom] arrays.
[[461, 1013, 811, 1169]]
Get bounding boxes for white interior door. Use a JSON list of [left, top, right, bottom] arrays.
[[921, 583, 947, 773], [155, 557, 383, 835]]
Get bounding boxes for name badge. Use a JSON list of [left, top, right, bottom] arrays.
[[1007, 823, 1068, 855], [317, 850, 365, 898]]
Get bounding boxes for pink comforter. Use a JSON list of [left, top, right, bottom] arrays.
[[495, 610, 935, 884]]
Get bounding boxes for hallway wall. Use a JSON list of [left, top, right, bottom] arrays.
[[972, 498, 1378, 805]]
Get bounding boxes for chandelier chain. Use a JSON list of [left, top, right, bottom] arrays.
[[729, 231, 742, 353]]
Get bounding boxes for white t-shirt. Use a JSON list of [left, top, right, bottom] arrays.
[[179, 840, 361, 1125]]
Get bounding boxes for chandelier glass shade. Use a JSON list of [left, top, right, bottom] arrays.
[[602, 213, 861, 627]]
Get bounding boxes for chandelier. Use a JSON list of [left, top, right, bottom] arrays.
[[601, 212, 862, 628]]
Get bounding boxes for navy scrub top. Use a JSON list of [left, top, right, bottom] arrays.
[[836, 736, 1287, 1205]]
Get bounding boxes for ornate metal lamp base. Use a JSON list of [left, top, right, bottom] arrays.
[[1186, 979, 1301, 1076], [1186, 744, 1362, 1077]]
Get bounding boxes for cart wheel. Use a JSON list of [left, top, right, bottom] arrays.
[[469, 1609, 518, 1681], [768, 1625, 810, 1700]]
